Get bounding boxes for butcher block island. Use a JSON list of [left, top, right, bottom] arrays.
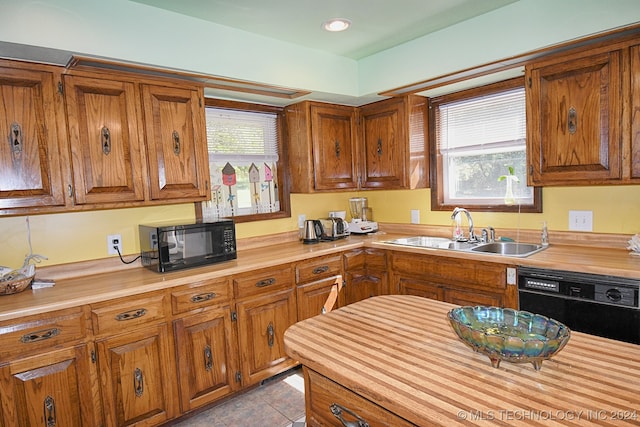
[[284, 295, 640, 426]]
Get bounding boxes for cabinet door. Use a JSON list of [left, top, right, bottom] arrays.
[[631, 44, 640, 180], [173, 307, 239, 412], [0, 344, 101, 427], [359, 98, 407, 189], [310, 104, 358, 190], [444, 288, 503, 307], [0, 63, 67, 211], [142, 83, 209, 201], [396, 277, 444, 301], [236, 289, 298, 387], [64, 74, 146, 204], [96, 323, 177, 427], [297, 276, 344, 321], [526, 49, 623, 185], [344, 270, 386, 306]]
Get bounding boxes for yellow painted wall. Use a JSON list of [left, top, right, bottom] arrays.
[[1, 185, 638, 269]]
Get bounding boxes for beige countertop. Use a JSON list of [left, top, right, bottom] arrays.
[[1, 230, 639, 323], [284, 295, 640, 426]]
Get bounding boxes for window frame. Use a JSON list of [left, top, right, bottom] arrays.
[[196, 98, 291, 223], [429, 77, 542, 213]]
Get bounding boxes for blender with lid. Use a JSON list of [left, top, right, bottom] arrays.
[[348, 197, 378, 234]]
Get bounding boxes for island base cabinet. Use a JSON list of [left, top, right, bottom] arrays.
[[173, 307, 240, 413], [304, 368, 416, 427], [96, 324, 177, 427], [0, 344, 102, 427]]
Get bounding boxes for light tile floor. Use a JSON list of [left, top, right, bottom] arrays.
[[170, 367, 306, 427]]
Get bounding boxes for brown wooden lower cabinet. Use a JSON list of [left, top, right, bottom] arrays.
[[235, 287, 299, 387], [391, 250, 518, 308], [304, 367, 415, 427], [173, 306, 240, 413], [0, 344, 102, 427], [343, 248, 388, 305], [96, 323, 178, 427]]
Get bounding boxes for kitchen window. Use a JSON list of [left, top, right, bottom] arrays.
[[197, 99, 290, 223], [430, 78, 541, 212]]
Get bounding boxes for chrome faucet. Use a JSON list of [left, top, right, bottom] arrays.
[[451, 207, 477, 242]]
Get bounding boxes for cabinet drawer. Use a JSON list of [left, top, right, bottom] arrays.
[[305, 368, 416, 427], [296, 255, 342, 284], [91, 292, 166, 335], [171, 278, 231, 315], [233, 266, 293, 299], [0, 307, 88, 360]]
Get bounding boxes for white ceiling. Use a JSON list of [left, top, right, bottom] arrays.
[[129, 0, 519, 59]]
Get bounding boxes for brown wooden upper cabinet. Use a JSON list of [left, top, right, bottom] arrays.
[[526, 42, 630, 186], [0, 61, 69, 213], [64, 73, 146, 205], [141, 83, 209, 201], [286, 96, 428, 192], [0, 58, 210, 216]]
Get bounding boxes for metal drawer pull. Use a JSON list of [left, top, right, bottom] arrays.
[[267, 322, 275, 348], [330, 403, 370, 427], [312, 266, 330, 274], [568, 107, 577, 135], [115, 308, 147, 321], [255, 278, 276, 288], [204, 344, 213, 371], [191, 292, 216, 303], [20, 328, 60, 343], [44, 395, 56, 427], [134, 368, 144, 397]]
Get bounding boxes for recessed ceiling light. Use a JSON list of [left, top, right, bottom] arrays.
[[322, 18, 351, 32]]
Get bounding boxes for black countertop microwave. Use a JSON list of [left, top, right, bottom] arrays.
[[139, 219, 237, 273]]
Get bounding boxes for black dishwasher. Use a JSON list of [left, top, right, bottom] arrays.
[[518, 266, 640, 344]]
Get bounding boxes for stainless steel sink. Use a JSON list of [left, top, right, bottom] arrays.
[[384, 236, 452, 249], [384, 236, 547, 258], [470, 242, 546, 257]]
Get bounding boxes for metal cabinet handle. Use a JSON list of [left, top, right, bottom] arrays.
[[43, 395, 56, 427], [312, 266, 330, 274], [21, 328, 60, 343], [115, 308, 147, 321], [9, 122, 22, 155], [568, 107, 577, 135], [256, 278, 276, 288], [101, 126, 111, 155], [191, 292, 216, 303], [267, 322, 275, 348], [335, 139, 341, 158], [377, 137, 383, 156], [330, 403, 370, 427], [172, 130, 181, 155], [204, 344, 213, 371], [134, 368, 144, 397]]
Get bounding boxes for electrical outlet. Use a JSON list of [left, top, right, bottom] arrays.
[[506, 267, 517, 285], [410, 209, 420, 224], [298, 214, 306, 228], [568, 210, 593, 232], [107, 234, 122, 255]]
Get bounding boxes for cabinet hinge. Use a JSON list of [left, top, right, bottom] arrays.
[[529, 164, 533, 175], [527, 77, 532, 88], [342, 279, 347, 287], [199, 97, 202, 108], [231, 311, 237, 321], [235, 371, 242, 382], [91, 350, 97, 363], [58, 81, 63, 95]]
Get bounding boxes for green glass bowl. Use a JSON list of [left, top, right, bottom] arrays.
[[447, 306, 571, 371]]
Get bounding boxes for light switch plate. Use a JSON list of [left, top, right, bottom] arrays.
[[410, 209, 420, 224], [568, 210, 593, 232]]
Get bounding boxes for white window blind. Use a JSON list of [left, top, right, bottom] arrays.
[[204, 107, 280, 218], [435, 86, 533, 206]]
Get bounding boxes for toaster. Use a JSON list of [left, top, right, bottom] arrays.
[[318, 217, 350, 240]]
